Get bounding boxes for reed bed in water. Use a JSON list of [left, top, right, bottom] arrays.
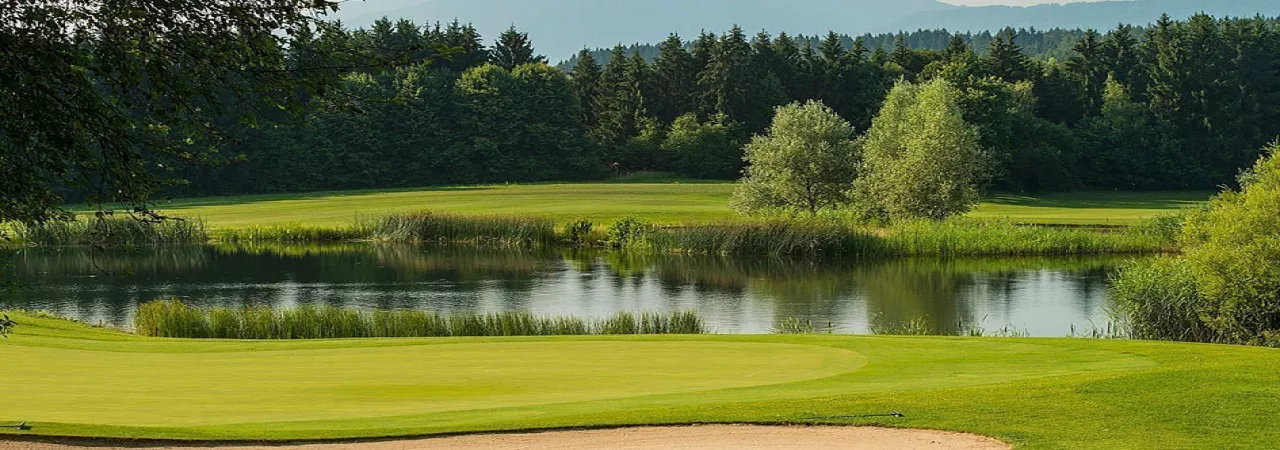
[[646, 220, 885, 258], [215, 225, 366, 243], [134, 300, 705, 339], [363, 212, 556, 247], [13, 217, 208, 246], [881, 219, 1172, 256]]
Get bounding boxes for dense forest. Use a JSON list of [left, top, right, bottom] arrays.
[[175, 13, 1280, 197]]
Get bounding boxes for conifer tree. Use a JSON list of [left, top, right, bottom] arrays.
[[490, 26, 546, 70], [652, 34, 697, 123], [1067, 29, 1108, 116], [571, 49, 603, 128], [984, 28, 1033, 82]]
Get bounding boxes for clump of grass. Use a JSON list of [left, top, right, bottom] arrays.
[[869, 314, 938, 336], [365, 212, 556, 247], [134, 299, 704, 339], [216, 225, 365, 243], [14, 216, 208, 246], [650, 220, 884, 258], [772, 317, 836, 335], [883, 219, 1167, 256]]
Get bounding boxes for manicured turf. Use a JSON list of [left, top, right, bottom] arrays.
[[145, 183, 1211, 228], [3, 314, 1278, 449]]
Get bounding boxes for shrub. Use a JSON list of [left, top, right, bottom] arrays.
[[562, 218, 595, 245], [606, 216, 653, 249]]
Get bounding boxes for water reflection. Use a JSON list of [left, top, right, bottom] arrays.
[[1, 244, 1121, 335]]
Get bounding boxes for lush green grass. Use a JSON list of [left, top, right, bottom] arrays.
[[2, 313, 1278, 449], [973, 191, 1210, 225], [143, 183, 1210, 228]]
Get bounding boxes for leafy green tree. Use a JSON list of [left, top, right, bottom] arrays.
[[1075, 79, 1188, 189], [663, 114, 746, 180], [0, 0, 345, 224], [731, 101, 859, 216], [854, 79, 988, 221], [490, 26, 546, 70]]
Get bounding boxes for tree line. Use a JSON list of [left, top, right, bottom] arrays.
[[173, 13, 1280, 197]]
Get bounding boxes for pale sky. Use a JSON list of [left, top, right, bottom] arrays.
[[941, 0, 1118, 6]]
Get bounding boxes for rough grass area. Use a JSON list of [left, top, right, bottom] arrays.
[[1, 313, 1278, 449], [138, 183, 1209, 228]]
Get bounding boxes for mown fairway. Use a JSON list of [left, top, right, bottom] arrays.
[[147, 183, 1210, 228], [3, 314, 1279, 449]]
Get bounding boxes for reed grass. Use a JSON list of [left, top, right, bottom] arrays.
[[215, 225, 365, 243], [133, 299, 705, 339], [364, 212, 556, 247], [13, 217, 208, 246], [882, 219, 1170, 256], [1109, 257, 1219, 343], [648, 220, 885, 258]]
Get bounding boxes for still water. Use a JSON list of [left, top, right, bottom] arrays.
[[2, 244, 1124, 335]]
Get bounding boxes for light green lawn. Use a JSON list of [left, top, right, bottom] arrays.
[[2, 314, 1278, 449], [145, 183, 1211, 228]]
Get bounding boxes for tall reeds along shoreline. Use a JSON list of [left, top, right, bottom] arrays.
[[134, 299, 705, 339], [13, 216, 208, 246], [11, 211, 1178, 257]]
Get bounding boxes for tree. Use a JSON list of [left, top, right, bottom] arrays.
[[0, 0, 347, 225], [571, 49, 604, 128], [731, 101, 860, 216], [662, 114, 745, 180], [1067, 29, 1108, 116], [699, 26, 784, 132], [490, 26, 545, 70], [854, 79, 988, 221], [651, 34, 697, 124], [592, 47, 648, 147], [1103, 24, 1144, 95], [984, 28, 1033, 82]]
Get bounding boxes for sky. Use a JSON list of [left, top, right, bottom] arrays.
[[941, 0, 1117, 6]]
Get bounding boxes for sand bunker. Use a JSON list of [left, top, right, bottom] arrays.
[[0, 425, 1010, 450]]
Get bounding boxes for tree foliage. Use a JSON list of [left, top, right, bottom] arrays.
[[854, 79, 988, 221], [731, 101, 859, 216]]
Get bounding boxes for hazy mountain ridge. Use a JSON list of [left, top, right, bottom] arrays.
[[331, 0, 1280, 59]]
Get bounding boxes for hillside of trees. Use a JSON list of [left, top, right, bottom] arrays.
[[173, 13, 1280, 197]]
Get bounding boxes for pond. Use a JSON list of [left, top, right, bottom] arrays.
[[1, 244, 1126, 336]]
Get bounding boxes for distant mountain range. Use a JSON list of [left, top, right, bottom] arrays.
[[330, 0, 1280, 60]]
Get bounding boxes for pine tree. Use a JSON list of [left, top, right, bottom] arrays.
[[984, 28, 1033, 82], [1067, 29, 1108, 116], [1103, 24, 1143, 96], [652, 34, 697, 123], [571, 49, 603, 128], [490, 26, 546, 70], [945, 34, 972, 62], [699, 26, 782, 132]]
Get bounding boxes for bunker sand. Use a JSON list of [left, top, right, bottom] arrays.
[[0, 426, 1009, 450]]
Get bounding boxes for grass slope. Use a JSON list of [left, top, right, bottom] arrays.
[[2, 314, 1278, 449], [144, 183, 1210, 228]]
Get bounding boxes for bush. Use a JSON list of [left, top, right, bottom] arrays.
[[1112, 145, 1280, 346], [561, 218, 595, 245], [1110, 257, 1217, 342], [606, 216, 653, 249]]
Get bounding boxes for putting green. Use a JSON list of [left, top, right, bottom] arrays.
[[8, 314, 1280, 449], [3, 340, 864, 427]]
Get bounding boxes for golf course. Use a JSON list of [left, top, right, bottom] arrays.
[[2, 312, 1278, 449], [141, 183, 1210, 228]]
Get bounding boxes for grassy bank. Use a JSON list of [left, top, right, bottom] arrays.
[[135, 183, 1207, 228], [135, 300, 705, 339], [1, 312, 1278, 448]]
